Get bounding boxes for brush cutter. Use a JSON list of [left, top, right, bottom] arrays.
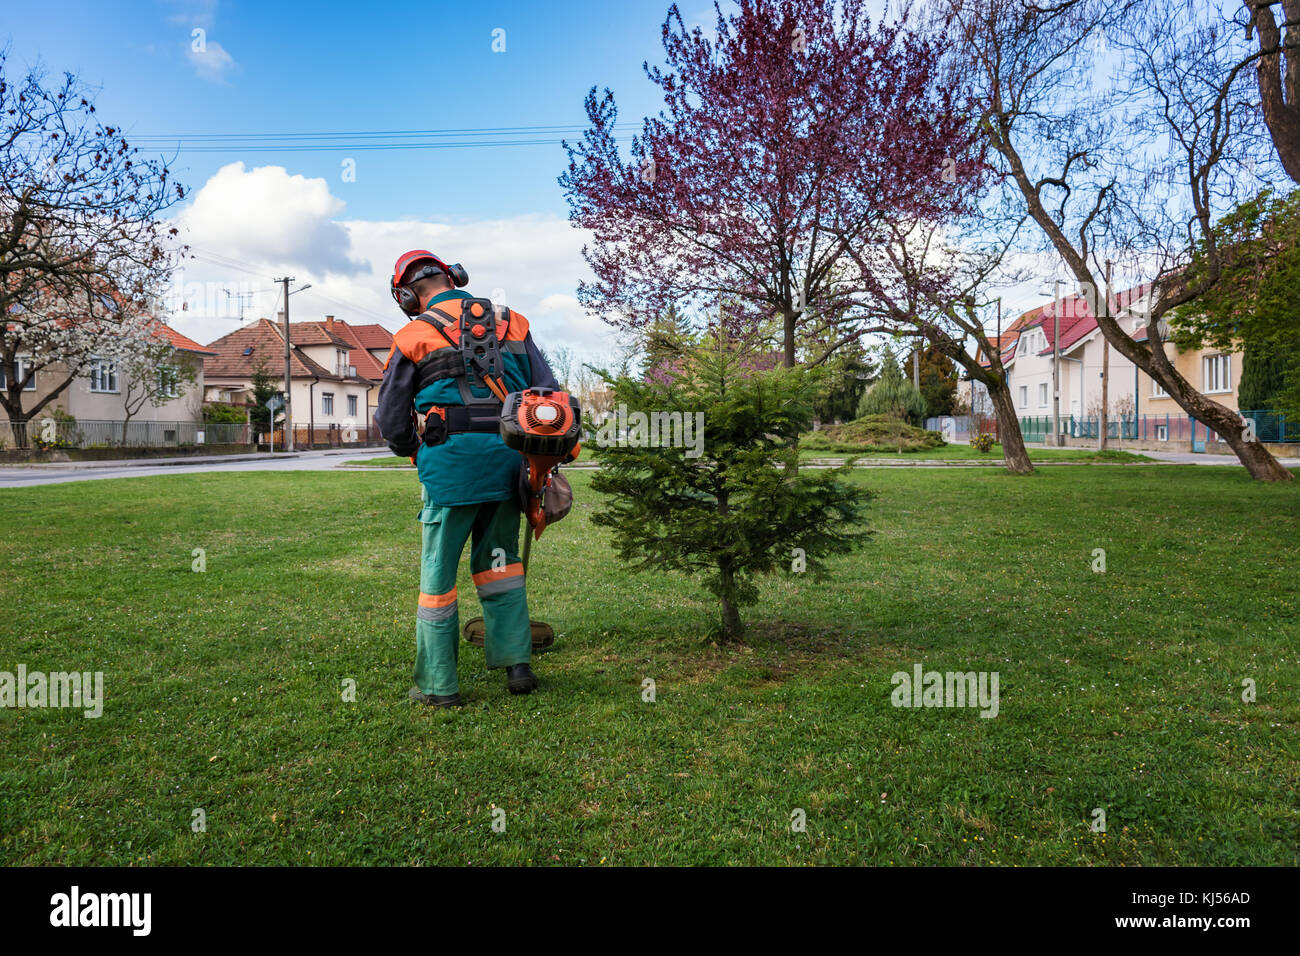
[[463, 388, 582, 651]]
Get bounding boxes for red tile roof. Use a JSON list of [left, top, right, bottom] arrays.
[[977, 332, 1021, 368], [326, 321, 388, 381], [348, 323, 396, 350], [203, 317, 392, 384], [151, 321, 218, 356], [1016, 282, 1153, 356], [204, 319, 336, 382], [286, 322, 354, 348]]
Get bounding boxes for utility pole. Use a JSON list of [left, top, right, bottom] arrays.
[[994, 296, 1001, 431], [1099, 260, 1111, 451], [913, 343, 921, 389], [276, 276, 295, 452], [1052, 279, 1062, 446]]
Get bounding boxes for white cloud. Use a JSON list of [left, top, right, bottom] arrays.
[[176, 162, 367, 278], [186, 40, 235, 83], [166, 164, 620, 360]]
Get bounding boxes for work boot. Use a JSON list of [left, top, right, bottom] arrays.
[[506, 664, 538, 695], [409, 687, 463, 708]]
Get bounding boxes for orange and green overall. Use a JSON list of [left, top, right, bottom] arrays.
[[374, 289, 560, 697]]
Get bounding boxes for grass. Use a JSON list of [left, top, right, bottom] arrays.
[[1, 466, 1297, 865], [342, 456, 415, 468], [347, 445, 1152, 468], [800, 444, 1153, 463]]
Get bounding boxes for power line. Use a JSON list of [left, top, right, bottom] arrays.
[[125, 122, 638, 154], [129, 123, 638, 142], [145, 138, 636, 154]]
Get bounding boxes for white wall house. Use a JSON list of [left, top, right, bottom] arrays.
[[2, 323, 215, 433], [203, 315, 390, 437]]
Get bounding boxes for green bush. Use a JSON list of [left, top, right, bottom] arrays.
[[801, 414, 946, 453], [856, 355, 927, 424], [971, 432, 995, 453], [203, 402, 248, 424]]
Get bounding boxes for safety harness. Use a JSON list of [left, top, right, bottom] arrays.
[[413, 298, 513, 445]]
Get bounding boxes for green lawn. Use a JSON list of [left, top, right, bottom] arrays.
[[347, 445, 1151, 468], [341, 456, 416, 468], [798, 445, 1153, 463], [1, 466, 1297, 865]]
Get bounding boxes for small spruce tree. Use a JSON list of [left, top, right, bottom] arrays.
[[591, 332, 870, 641], [857, 352, 927, 424], [249, 362, 281, 434]]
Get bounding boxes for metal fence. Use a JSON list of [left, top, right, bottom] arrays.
[[2, 419, 225, 449], [2, 419, 382, 450], [925, 414, 1001, 441], [1018, 410, 1295, 444]]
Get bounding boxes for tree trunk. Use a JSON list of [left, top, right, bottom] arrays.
[[1192, 393, 1294, 481], [988, 377, 1034, 475], [1248, 0, 1300, 184], [782, 310, 797, 369], [718, 562, 745, 642]]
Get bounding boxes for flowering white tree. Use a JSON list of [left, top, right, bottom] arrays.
[[0, 53, 185, 446]]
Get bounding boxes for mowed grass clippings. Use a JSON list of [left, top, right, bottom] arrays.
[[0, 465, 1297, 865]]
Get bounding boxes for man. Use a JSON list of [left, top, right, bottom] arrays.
[[375, 250, 561, 708]]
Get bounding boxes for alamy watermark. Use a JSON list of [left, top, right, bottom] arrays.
[[592, 404, 705, 458], [890, 663, 999, 718], [50, 886, 150, 935], [1, 665, 104, 718]]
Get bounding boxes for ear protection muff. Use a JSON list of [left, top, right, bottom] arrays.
[[390, 251, 470, 316]]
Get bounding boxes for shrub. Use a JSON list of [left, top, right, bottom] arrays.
[[856, 354, 927, 424], [801, 415, 946, 453], [591, 334, 871, 641], [971, 432, 995, 453], [203, 402, 247, 424]]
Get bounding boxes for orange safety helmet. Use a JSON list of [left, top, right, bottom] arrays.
[[390, 250, 469, 315]]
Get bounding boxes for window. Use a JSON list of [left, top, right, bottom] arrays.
[[158, 366, 180, 399], [322, 392, 334, 416], [1038, 383, 1048, 406], [347, 394, 357, 417], [0, 357, 37, 391], [89, 358, 118, 393], [1151, 377, 1168, 398], [1019, 385, 1028, 407], [1204, 353, 1231, 393]]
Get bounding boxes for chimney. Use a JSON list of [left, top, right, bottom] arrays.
[[325, 314, 335, 332]]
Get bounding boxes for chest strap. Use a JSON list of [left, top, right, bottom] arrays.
[[415, 300, 512, 404]]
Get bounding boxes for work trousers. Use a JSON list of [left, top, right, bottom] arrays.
[[414, 487, 531, 696]]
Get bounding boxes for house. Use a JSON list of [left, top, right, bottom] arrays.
[[203, 314, 392, 442], [994, 282, 1261, 450], [999, 283, 1244, 420], [2, 321, 217, 446], [959, 328, 1024, 420]]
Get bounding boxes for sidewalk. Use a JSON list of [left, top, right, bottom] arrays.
[[0, 448, 383, 471]]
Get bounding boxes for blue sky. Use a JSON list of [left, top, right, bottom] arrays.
[[3, 0, 686, 220], [3, 0, 718, 352], [5, 0, 1077, 358]]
